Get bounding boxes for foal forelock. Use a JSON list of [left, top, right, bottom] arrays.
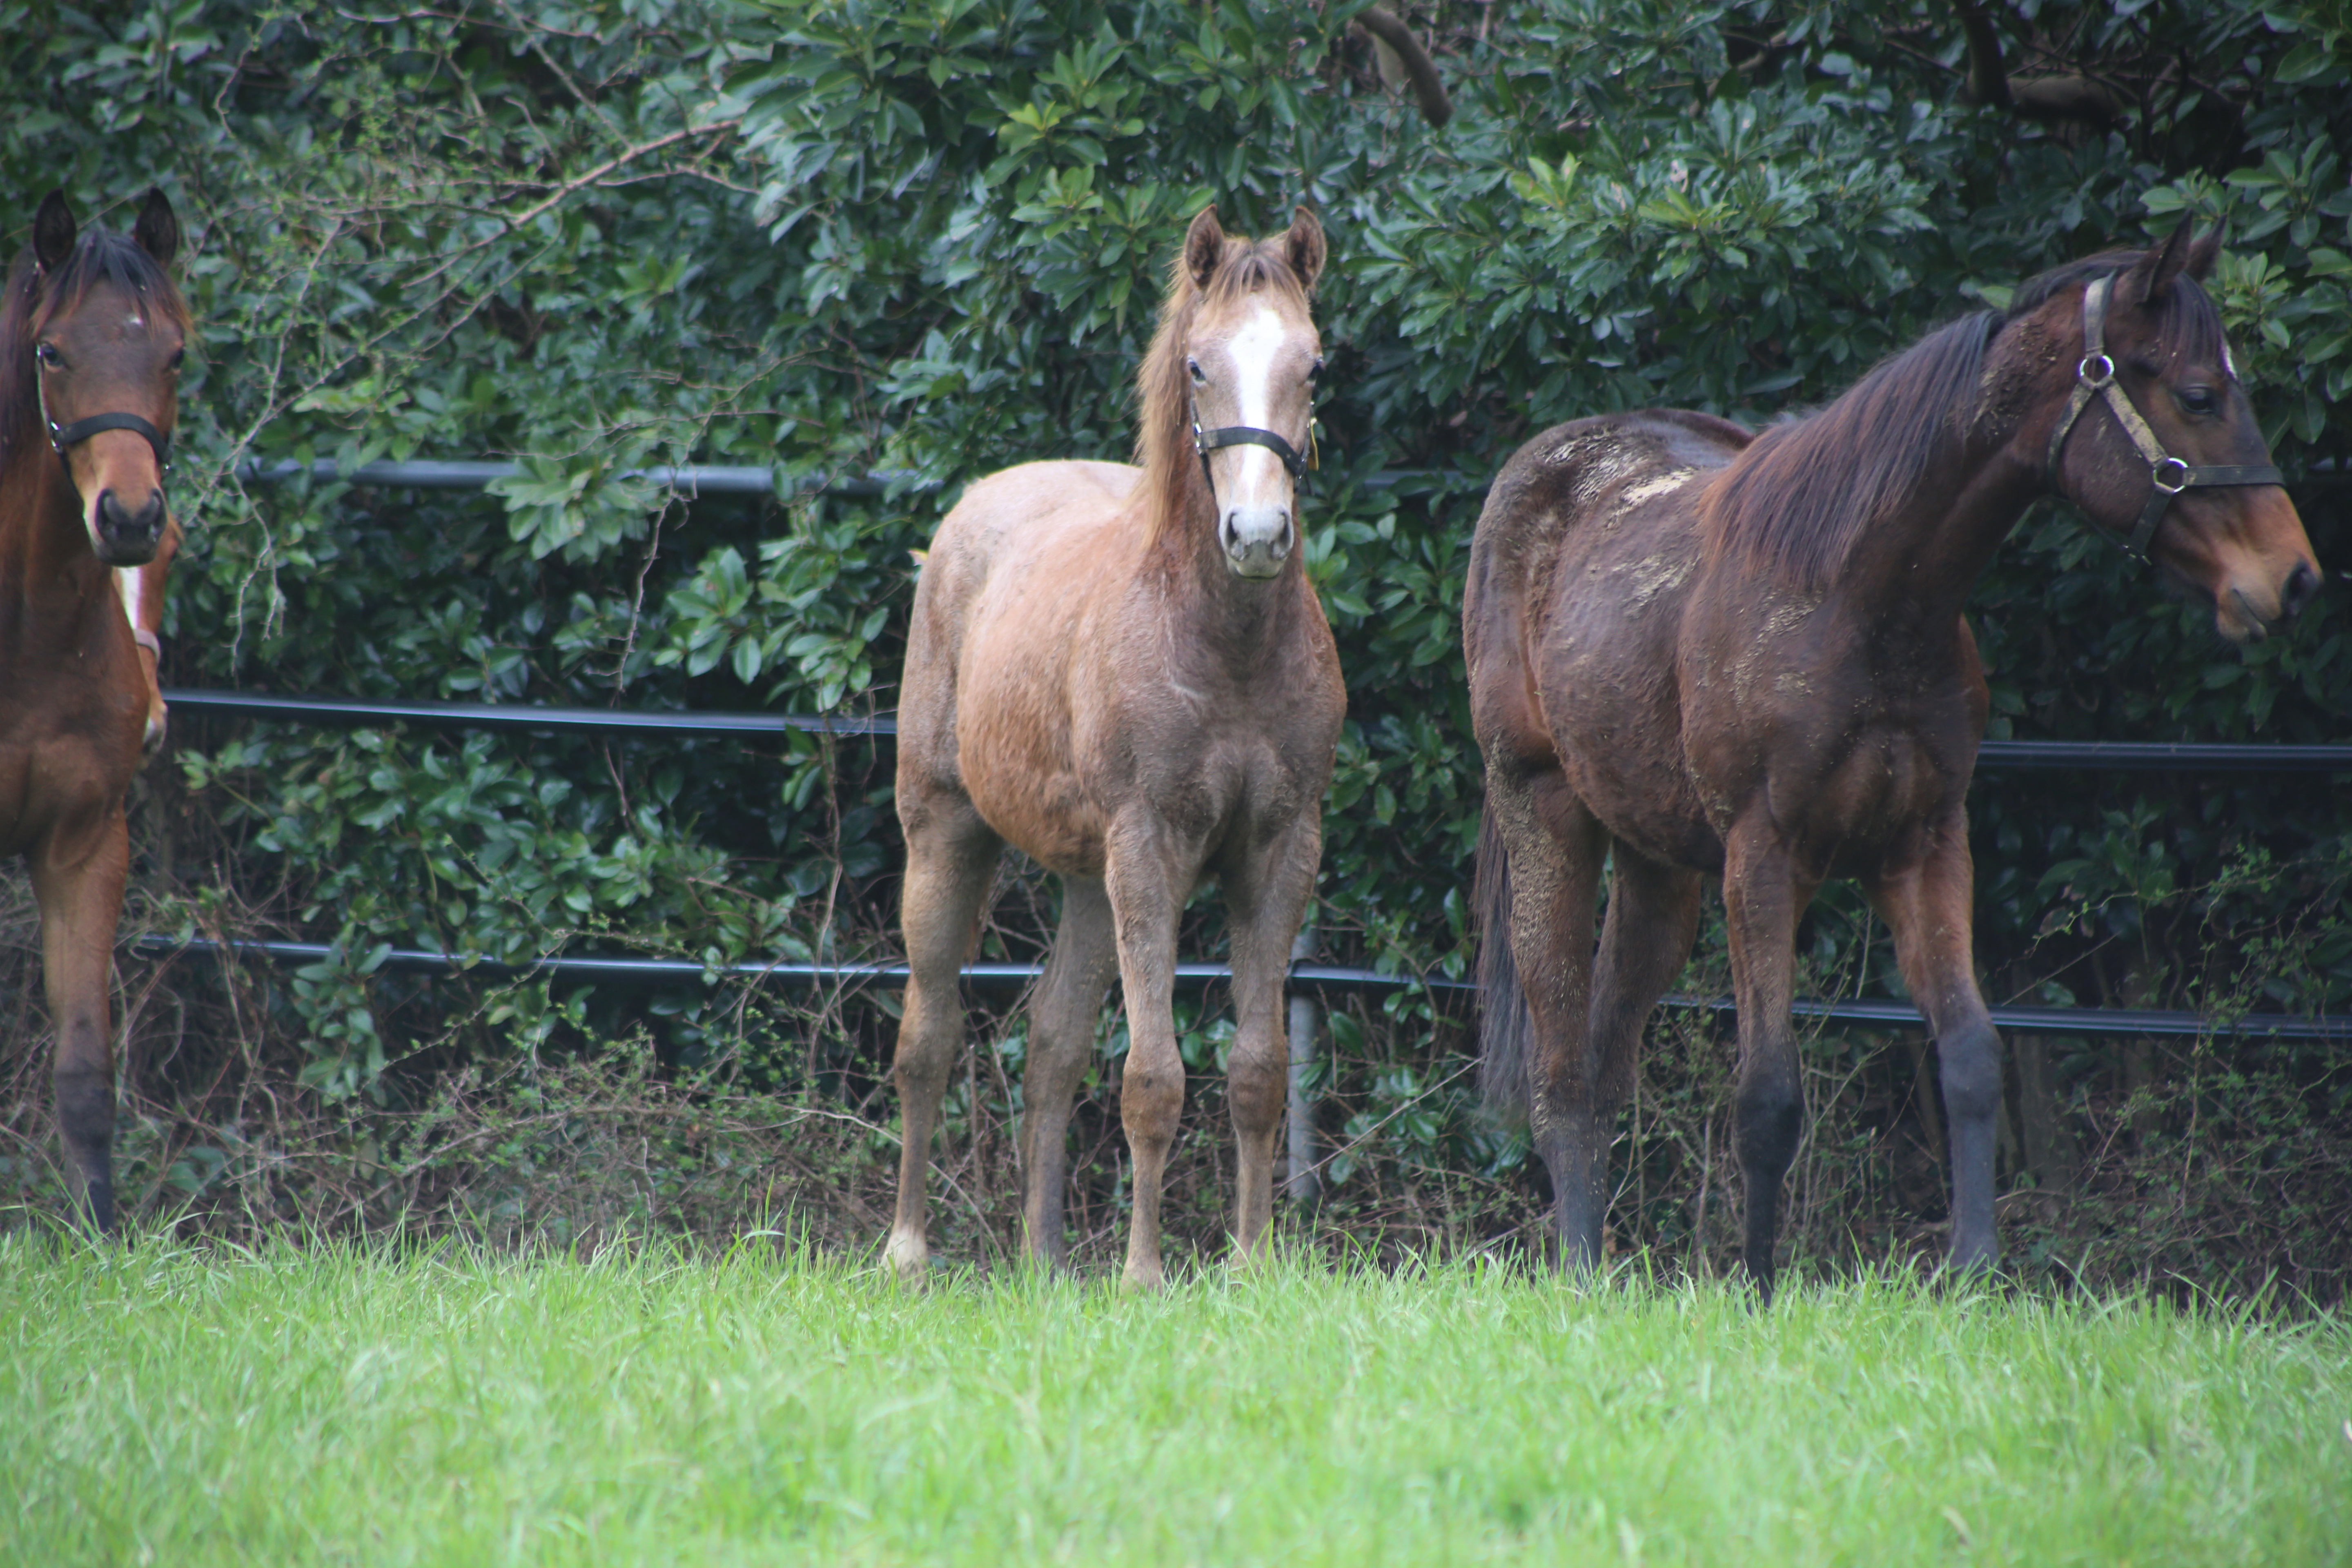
[[1136, 237, 1313, 547], [0, 229, 189, 475]]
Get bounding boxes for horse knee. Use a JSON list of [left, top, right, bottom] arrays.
[[1734, 1071, 1802, 1177], [53, 1065, 115, 1150], [1937, 1022, 2002, 1124], [1225, 1035, 1285, 1133], [1120, 1060, 1183, 1145]]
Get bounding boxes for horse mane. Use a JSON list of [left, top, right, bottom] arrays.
[[1134, 229, 1313, 550], [1703, 312, 1996, 589], [0, 223, 189, 473], [1704, 242, 2230, 590]]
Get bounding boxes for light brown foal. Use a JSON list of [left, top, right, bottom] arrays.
[[1, 187, 187, 1232], [888, 206, 1343, 1287]]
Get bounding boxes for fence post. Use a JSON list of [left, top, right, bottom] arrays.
[[1285, 924, 1320, 1205]]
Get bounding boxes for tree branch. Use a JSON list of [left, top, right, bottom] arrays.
[[503, 120, 741, 232]]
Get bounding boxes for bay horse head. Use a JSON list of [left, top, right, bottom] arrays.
[[1152, 205, 1325, 579], [2023, 224, 2319, 642], [5, 187, 186, 566]]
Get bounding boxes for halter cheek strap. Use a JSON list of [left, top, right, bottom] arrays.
[[2045, 273, 2281, 561]]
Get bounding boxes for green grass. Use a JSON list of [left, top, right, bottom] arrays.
[[3, 1234, 2347, 1566]]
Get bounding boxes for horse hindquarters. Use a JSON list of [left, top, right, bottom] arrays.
[[1216, 811, 1325, 1260], [1474, 766, 1611, 1270], [1018, 875, 1120, 1267], [884, 797, 1002, 1284]]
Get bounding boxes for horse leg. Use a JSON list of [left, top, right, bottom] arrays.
[[1720, 826, 1817, 1301], [1218, 813, 1323, 1263], [1018, 875, 1119, 1270], [886, 807, 1001, 1284], [1104, 815, 1187, 1290], [1868, 819, 2002, 1273], [1587, 840, 1703, 1239], [31, 813, 130, 1234], [1486, 762, 1608, 1272]]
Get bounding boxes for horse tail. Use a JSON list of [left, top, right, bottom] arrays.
[[1474, 795, 1532, 1127], [1351, 6, 1452, 128]]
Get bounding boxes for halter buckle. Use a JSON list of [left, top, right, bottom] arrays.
[[2151, 456, 2190, 494], [2077, 352, 2115, 388]]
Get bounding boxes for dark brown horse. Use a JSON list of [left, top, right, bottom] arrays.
[[889, 207, 1342, 1287], [1, 188, 187, 1231], [1467, 228, 2319, 1297]]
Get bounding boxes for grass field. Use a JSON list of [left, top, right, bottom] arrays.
[[4, 1234, 2348, 1566]]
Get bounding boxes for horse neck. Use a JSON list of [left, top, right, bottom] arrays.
[[1834, 428, 2045, 624], [1146, 462, 1303, 657], [0, 439, 110, 644]]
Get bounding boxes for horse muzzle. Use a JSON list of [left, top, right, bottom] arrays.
[[90, 486, 167, 565], [1221, 506, 1294, 579]]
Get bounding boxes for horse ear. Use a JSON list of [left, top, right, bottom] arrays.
[[33, 189, 76, 273], [133, 187, 179, 267], [1184, 205, 1224, 290], [2120, 220, 2194, 310], [1284, 206, 1326, 294], [2185, 225, 2223, 283]]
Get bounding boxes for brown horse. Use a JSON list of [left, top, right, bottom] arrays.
[[0, 188, 187, 1232], [1466, 227, 2319, 1298], [888, 206, 1342, 1288]]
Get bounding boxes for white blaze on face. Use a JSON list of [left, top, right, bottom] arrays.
[[1214, 299, 1299, 577]]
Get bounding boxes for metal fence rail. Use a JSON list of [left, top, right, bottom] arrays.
[[142, 688, 2352, 1042], [158, 690, 2352, 770], [132, 935, 2352, 1042]]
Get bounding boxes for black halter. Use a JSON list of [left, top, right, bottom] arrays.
[[1192, 393, 1315, 497], [37, 365, 172, 480], [47, 411, 172, 474], [2045, 272, 2281, 561]]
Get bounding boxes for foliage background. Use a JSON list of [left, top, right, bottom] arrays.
[[0, 0, 2345, 1296]]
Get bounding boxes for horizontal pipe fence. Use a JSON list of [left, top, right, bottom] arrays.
[[130, 935, 2352, 1042], [153, 453, 2349, 1045], [142, 687, 2352, 1044]]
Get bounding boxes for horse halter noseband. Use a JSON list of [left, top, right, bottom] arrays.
[[36, 356, 173, 481], [1192, 394, 1316, 497], [2044, 272, 2280, 561]]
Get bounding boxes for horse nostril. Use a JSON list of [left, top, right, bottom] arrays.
[[2281, 560, 2319, 620], [1222, 511, 1241, 554]]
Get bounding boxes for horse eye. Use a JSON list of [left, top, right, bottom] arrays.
[[36, 343, 61, 369], [2176, 385, 2217, 416], [169, 347, 186, 370], [1187, 358, 1205, 385]]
